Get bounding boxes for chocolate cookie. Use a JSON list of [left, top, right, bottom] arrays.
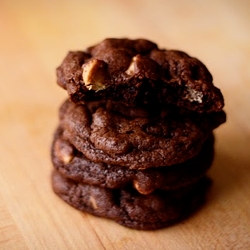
[[59, 99, 225, 169], [52, 171, 211, 230], [56, 38, 224, 113], [52, 126, 214, 194]]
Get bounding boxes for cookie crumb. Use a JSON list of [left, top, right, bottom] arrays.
[[184, 87, 203, 103]]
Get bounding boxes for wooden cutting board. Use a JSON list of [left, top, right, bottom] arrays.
[[0, 0, 250, 249]]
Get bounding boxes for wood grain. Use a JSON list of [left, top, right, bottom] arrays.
[[0, 0, 250, 249]]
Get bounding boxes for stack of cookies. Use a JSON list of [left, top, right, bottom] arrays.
[[51, 38, 226, 230]]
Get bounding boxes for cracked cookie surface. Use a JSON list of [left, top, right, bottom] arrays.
[[52, 126, 214, 194], [58, 99, 225, 169]]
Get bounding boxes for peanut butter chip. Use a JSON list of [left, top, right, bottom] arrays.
[[125, 56, 138, 76], [54, 138, 74, 164], [89, 196, 98, 209], [133, 180, 154, 195], [82, 59, 107, 91]]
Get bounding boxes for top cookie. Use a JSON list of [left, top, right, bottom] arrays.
[[57, 38, 224, 113]]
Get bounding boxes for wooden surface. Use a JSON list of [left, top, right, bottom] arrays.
[[0, 0, 250, 249]]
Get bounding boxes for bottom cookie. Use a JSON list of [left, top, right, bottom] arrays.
[[52, 171, 211, 230]]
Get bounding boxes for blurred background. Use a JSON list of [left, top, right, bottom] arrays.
[[0, 0, 249, 126], [0, 0, 250, 249]]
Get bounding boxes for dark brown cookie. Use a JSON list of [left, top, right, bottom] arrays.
[[56, 38, 224, 113], [59, 99, 225, 169], [52, 170, 211, 230], [52, 126, 214, 194]]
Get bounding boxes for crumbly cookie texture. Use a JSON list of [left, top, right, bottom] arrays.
[[51, 127, 215, 194], [52, 170, 212, 230], [56, 38, 224, 113]]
